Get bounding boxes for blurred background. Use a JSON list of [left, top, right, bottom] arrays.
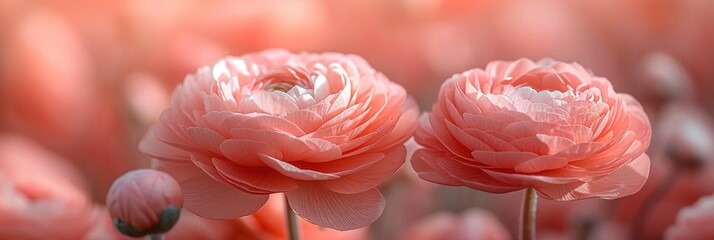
[[1, 0, 713, 239]]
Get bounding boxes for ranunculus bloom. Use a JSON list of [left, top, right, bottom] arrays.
[[106, 169, 183, 237], [665, 194, 714, 240], [140, 49, 418, 230], [401, 209, 511, 240], [636, 52, 693, 103], [412, 59, 651, 200], [0, 134, 97, 239], [656, 103, 714, 169]]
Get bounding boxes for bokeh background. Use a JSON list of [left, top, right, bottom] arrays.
[[1, 0, 713, 239]]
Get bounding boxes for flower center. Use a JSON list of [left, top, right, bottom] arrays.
[[256, 66, 312, 92]]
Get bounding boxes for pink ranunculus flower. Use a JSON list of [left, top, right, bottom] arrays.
[[106, 169, 183, 237], [656, 103, 714, 169], [140, 49, 419, 230], [0, 134, 95, 239], [665, 194, 714, 240], [412, 59, 651, 200]]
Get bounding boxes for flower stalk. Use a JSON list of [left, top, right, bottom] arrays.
[[520, 187, 538, 240], [285, 195, 301, 240]]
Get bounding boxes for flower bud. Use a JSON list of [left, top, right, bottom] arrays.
[[106, 169, 183, 237]]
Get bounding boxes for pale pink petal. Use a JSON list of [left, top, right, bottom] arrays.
[[212, 158, 297, 194], [286, 185, 385, 231], [298, 138, 343, 163], [482, 168, 582, 186], [436, 157, 522, 193], [509, 137, 550, 155], [154, 161, 268, 219], [502, 121, 558, 139], [227, 114, 306, 137], [536, 154, 650, 200], [462, 113, 507, 130], [445, 121, 494, 151], [297, 152, 384, 175], [514, 155, 569, 173], [181, 127, 226, 153], [259, 154, 339, 180], [411, 150, 463, 186], [139, 127, 191, 162], [219, 139, 283, 167], [370, 96, 419, 149], [555, 142, 607, 161], [551, 125, 594, 143], [536, 134, 577, 154], [282, 110, 324, 133], [229, 128, 313, 161], [471, 151, 539, 169], [463, 128, 518, 151], [320, 146, 405, 194], [240, 91, 299, 115], [428, 111, 473, 159], [414, 115, 448, 152]]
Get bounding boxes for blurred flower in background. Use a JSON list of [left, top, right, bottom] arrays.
[[1, 0, 713, 239], [665, 194, 714, 240]]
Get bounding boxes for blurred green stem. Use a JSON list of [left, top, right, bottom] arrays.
[[285, 195, 301, 240], [521, 187, 538, 240]]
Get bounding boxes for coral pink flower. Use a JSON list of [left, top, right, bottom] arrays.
[[665, 194, 714, 240], [655, 103, 714, 169], [402, 209, 511, 240], [140, 49, 418, 230], [106, 169, 183, 237], [412, 59, 652, 200], [0, 134, 97, 240]]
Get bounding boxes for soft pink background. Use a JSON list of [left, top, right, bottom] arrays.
[[1, 0, 713, 239]]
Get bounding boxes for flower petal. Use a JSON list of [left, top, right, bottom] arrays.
[[259, 154, 339, 180], [139, 127, 191, 162], [513, 155, 569, 173], [240, 91, 299, 115], [286, 185, 385, 230], [537, 154, 650, 200], [471, 151, 538, 169], [219, 139, 283, 167], [181, 127, 226, 154], [436, 156, 522, 193], [212, 158, 297, 194], [411, 149, 462, 186], [320, 146, 405, 194], [154, 161, 268, 219]]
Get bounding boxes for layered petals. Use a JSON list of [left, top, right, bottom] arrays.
[[412, 59, 652, 200], [141, 49, 417, 229], [155, 161, 268, 219]]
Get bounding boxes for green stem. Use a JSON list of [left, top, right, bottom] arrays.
[[285, 195, 301, 240], [520, 187, 538, 240]]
